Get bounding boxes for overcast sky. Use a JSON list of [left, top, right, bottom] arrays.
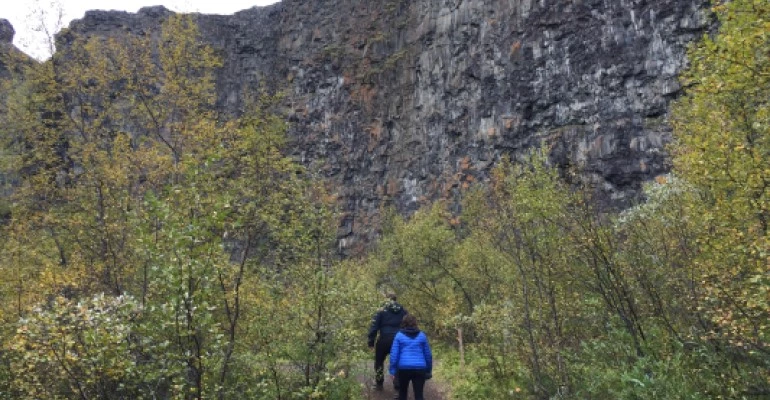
[[1, 0, 280, 59]]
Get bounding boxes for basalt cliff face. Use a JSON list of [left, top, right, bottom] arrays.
[[10, 0, 712, 253], [0, 19, 30, 82]]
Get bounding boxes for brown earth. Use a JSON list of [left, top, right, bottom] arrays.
[[357, 368, 449, 400]]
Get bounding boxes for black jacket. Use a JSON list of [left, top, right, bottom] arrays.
[[367, 301, 407, 347]]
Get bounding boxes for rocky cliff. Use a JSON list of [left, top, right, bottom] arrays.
[[12, 0, 713, 253], [0, 19, 32, 81]]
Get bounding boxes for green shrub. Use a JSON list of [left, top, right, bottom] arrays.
[[568, 326, 739, 399], [435, 344, 527, 400]]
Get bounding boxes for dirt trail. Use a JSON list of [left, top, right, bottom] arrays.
[[357, 370, 449, 400]]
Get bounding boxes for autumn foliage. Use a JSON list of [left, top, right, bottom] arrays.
[[0, 15, 376, 400], [0, 1, 768, 399]]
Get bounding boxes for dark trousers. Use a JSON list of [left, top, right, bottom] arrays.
[[374, 334, 395, 386], [397, 369, 426, 400]]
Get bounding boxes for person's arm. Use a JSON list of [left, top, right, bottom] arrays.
[[367, 311, 381, 347], [423, 334, 433, 373], [389, 334, 401, 376]]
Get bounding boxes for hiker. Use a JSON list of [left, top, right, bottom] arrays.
[[368, 293, 408, 391], [389, 314, 433, 400]]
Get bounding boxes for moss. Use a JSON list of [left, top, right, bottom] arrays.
[[370, 32, 386, 44], [383, 50, 408, 70], [643, 116, 668, 131], [321, 44, 346, 62], [384, 0, 400, 14]]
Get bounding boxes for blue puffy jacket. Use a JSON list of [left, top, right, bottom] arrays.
[[389, 327, 432, 376]]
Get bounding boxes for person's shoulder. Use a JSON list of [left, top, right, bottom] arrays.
[[374, 305, 390, 315]]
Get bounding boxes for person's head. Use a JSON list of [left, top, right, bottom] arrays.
[[401, 314, 418, 329], [386, 292, 397, 302]]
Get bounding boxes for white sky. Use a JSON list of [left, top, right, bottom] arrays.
[[1, 0, 280, 60]]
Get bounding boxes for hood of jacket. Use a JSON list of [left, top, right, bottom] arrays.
[[383, 300, 404, 314], [401, 327, 421, 338]]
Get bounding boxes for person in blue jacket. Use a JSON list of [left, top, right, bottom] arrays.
[[389, 314, 433, 400], [368, 293, 408, 391]]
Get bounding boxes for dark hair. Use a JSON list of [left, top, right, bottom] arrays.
[[401, 314, 418, 329], [386, 293, 397, 301]]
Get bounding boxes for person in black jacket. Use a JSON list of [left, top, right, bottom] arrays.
[[368, 293, 407, 391]]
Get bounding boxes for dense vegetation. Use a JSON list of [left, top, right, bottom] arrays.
[[0, 0, 767, 399], [0, 15, 378, 399]]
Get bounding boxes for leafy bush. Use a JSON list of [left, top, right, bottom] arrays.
[[8, 294, 153, 399], [569, 325, 743, 400], [436, 344, 526, 400]]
